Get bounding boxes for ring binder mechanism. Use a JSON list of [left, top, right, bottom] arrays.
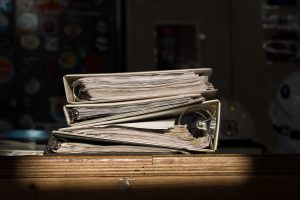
[[44, 68, 221, 155], [73, 86, 90, 101], [177, 107, 216, 138]]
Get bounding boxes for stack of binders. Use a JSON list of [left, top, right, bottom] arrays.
[[44, 68, 221, 155]]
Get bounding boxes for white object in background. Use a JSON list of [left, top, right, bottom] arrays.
[[269, 70, 300, 153]]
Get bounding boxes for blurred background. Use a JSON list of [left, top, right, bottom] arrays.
[[0, 0, 299, 155]]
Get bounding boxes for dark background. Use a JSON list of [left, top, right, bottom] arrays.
[[0, 0, 299, 154]]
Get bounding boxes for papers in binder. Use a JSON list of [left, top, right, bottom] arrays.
[[53, 143, 187, 154], [72, 72, 213, 102], [63, 68, 217, 104], [64, 96, 205, 126], [48, 100, 220, 154]]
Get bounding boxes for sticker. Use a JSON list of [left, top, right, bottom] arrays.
[[16, 0, 35, 12], [0, 0, 13, 13], [69, 2, 93, 13], [280, 84, 290, 99], [94, 36, 109, 52], [17, 13, 38, 32], [20, 35, 40, 49], [96, 20, 108, 34], [40, 15, 57, 35], [84, 53, 102, 72], [64, 8, 82, 23], [45, 37, 58, 51], [69, 1, 103, 15], [64, 24, 82, 37], [50, 97, 67, 122], [24, 78, 40, 94], [0, 57, 13, 84], [0, 38, 12, 54], [23, 53, 38, 66], [38, 0, 67, 15], [0, 13, 9, 33], [59, 52, 77, 69]]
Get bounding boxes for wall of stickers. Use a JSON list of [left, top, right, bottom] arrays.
[[0, 0, 123, 131], [262, 0, 300, 64]]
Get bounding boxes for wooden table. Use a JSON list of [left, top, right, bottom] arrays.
[[1, 154, 300, 200]]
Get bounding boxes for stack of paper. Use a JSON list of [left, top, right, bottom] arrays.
[[45, 68, 221, 155], [72, 72, 213, 102]]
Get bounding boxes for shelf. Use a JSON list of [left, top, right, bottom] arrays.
[[0, 154, 300, 200]]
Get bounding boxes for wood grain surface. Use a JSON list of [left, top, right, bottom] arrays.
[[0, 154, 300, 200]]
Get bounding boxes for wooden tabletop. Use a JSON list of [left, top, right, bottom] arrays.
[[1, 154, 300, 200]]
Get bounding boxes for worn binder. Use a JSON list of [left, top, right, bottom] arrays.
[[63, 95, 205, 126], [63, 68, 218, 104], [45, 100, 220, 154]]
